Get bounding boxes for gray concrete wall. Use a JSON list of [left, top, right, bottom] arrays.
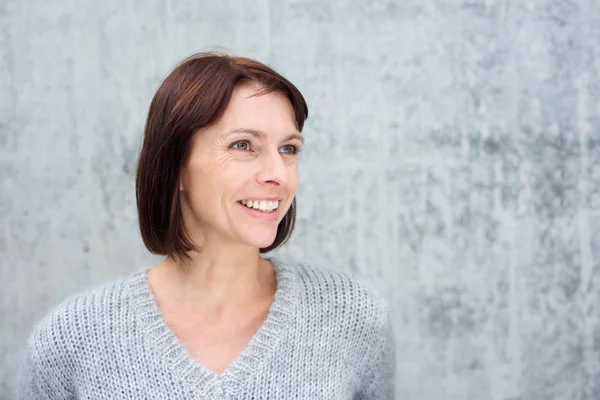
[[2, 0, 600, 398]]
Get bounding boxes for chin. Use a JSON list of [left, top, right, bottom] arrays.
[[240, 230, 278, 250], [247, 237, 277, 250]]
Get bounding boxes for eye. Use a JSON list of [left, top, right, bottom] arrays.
[[281, 144, 301, 155], [230, 140, 251, 151]]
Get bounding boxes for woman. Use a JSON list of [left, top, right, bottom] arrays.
[[19, 52, 396, 399]]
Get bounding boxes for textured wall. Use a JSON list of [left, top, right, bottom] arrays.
[[2, 0, 600, 398]]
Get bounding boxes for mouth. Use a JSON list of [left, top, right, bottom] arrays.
[[238, 199, 280, 213]]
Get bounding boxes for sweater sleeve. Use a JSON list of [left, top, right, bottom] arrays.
[[18, 323, 75, 400], [359, 308, 397, 400], [18, 347, 54, 400]]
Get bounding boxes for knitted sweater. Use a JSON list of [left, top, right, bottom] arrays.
[[18, 258, 396, 399]]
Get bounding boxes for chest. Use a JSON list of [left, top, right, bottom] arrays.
[[162, 306, 270, 374]]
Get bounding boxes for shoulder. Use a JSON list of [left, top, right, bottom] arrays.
[[32, 271, 138, 332], [287, 260, 390, 331], [19, 270, 144, 396], [288, 261, 396, 394], [294, 261, 389, 310], [24, 270, 143, 368]]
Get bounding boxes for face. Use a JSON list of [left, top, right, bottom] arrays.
[[179, 83, 302, 251]]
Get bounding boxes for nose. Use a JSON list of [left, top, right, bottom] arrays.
[[256, 149, 288, 186]]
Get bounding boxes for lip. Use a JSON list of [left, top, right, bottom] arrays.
[[237, 201, 280, 222]]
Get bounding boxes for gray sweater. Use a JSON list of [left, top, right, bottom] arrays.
[[19, 259, 396, 399]]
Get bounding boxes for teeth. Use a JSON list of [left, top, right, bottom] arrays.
[[240, 199, 279, 212]]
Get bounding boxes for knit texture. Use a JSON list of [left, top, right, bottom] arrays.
[[18, 258, 396, 399]]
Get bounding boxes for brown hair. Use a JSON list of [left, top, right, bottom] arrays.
[[135, 52, 309, 261]]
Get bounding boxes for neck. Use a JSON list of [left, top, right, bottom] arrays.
[[150, 245, 276, 315]]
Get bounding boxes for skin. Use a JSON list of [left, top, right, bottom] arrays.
[[146, 83, 303, 374]]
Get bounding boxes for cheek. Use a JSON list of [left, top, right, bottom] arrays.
[[181, 164, 219, 210], [285, 161, 299, 193], [184, 153, 231, 191], [288, 175, 299, 193]]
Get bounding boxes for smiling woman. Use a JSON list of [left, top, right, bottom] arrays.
[[18, 53, 396, 399]]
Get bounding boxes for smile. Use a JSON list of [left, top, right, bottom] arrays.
[[239, 199, 279, 213]]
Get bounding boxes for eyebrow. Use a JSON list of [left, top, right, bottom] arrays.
[[225, 128, 304, 144]]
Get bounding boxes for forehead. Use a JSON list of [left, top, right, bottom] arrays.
[[218, 84, 299, 133]]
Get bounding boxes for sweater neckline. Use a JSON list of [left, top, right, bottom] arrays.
[[128, 257, 299, 396]]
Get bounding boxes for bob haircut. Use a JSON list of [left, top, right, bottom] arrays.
[[135, 52, 309, 261]]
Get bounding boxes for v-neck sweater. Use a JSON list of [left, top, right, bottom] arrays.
[[18, 259, 396, 399]]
